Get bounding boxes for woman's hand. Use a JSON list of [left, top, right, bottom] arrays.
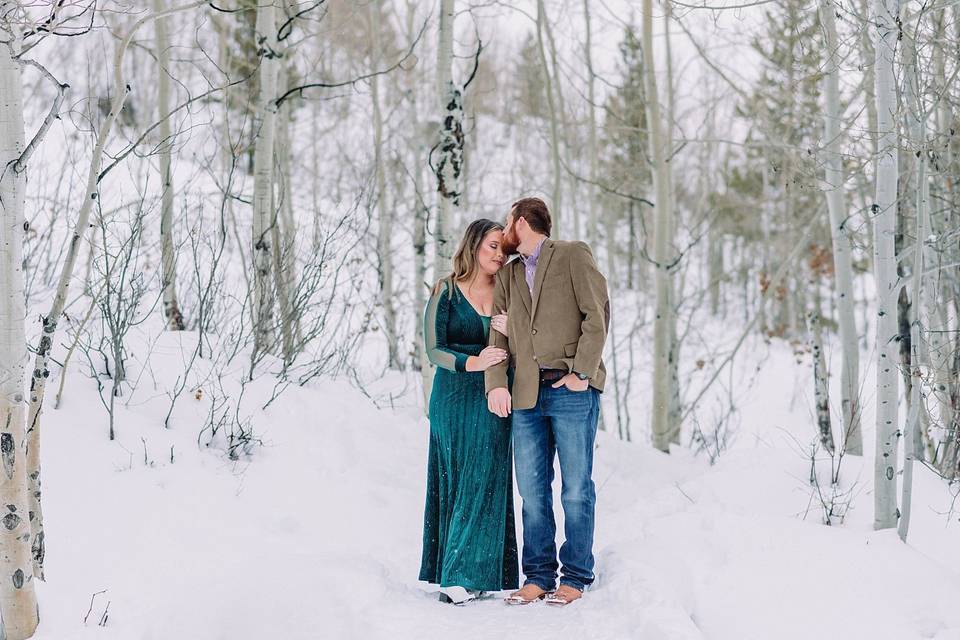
[[490, 311, 508, 337], [466, 346, 508, 372]]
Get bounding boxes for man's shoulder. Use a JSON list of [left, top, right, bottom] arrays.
[[549, 239, 595, 258]]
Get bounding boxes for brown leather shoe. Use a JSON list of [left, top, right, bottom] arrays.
[[545, 584, 582, 606], [504, 584, 550, 605]]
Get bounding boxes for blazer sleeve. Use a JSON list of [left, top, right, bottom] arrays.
[[484, 269, 511, 394], [424, 281, 470, 372], [569, 241, 609, 379]]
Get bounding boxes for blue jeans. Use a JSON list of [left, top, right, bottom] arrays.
[[512, 384, 599, 592]]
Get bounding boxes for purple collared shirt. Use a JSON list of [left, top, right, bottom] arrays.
[[520, 238, 546, 294]]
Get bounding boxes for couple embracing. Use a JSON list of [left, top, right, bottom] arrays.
[[419, 197, 610, 607]]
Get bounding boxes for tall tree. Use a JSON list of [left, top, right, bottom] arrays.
[[871, 0, 901, 531], [433, 0, 459, 280], [535, 0, 562, 236], [642, 0, 678, 452], [251, 0, 280, 359], [583, 0, 599, 247], [369, 0, 400, 369], [154, 0, 184, 331], [820, 0, 861, 454], [0, 30, 41, 640]]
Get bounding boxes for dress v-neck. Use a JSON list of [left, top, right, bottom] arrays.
[[455, 282, 492, 318]]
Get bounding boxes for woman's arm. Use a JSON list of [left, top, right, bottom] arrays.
[[424, 282, 472, 372]]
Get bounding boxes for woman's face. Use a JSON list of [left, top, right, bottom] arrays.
[[477, 229, 505, 276]]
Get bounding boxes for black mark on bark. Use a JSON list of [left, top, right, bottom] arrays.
[[1, 433, 14, 480]]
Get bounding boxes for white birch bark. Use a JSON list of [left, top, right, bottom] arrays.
[[899, 16, 931, 540], [930, 10, 956, 474], [0, 34, 40, 640], [898, 133, 927, 542], [871, 0, 901, 531], [583, 0, 599, 247], [665, 2, 681, 445], [807, 311, 836, 454], [433, 0, 459, 280], [369, 0, 399, 369], [405, 1, 433, 407], [270, 143, 293, 365], [154, 0, 183, 331], [642, 0, 676, 452], [252, 0, 280, 357], [539, 0, 574, 237], [859, 0, 879, 272], [535, 0, 562, 237], [278, 97, 301, 362], [820, 0, 862, 455]]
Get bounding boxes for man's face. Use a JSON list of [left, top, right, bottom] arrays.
[[501, 209, 520, 256]]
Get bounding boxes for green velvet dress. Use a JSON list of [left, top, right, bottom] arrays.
[[419, 281, 519, 592]]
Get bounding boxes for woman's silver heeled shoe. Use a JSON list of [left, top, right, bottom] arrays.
[[438, 586, 478, 605]]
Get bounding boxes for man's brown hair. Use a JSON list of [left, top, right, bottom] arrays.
[[510, 197, 552, 237]]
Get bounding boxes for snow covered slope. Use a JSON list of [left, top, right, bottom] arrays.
[[31, 334, 960, 640]]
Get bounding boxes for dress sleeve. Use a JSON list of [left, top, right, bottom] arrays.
[[424, 281, 470, 373]]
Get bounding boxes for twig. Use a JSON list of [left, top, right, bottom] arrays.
[[83, 590, 107, 624]]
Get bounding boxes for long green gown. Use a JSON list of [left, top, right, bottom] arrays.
[[419, 281, 519, 592]]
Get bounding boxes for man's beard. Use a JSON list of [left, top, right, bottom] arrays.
[[501, 228, 520, 256]]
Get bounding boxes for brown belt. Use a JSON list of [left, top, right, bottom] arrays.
[[539, 368, 567, 384]]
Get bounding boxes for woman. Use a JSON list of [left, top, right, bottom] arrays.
[[419, 218, 518, 605]]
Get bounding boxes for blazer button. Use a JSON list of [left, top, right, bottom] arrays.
[[532, 329, 538, 335], [533, 355, 538, 361]]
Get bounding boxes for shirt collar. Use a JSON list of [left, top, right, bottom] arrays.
[[520, 237, 546, 266]]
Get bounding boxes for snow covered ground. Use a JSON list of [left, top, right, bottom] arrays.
[[31, 331, 960, 640]]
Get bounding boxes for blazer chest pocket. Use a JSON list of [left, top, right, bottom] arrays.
[[564, 341, 578, 357]]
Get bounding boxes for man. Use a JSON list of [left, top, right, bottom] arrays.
[[485, 197, 609, 607]]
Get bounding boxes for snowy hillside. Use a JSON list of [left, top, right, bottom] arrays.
[[31, 334, 960, 640]]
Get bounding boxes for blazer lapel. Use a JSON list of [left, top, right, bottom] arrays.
[[511, 260, 532, 317], [530, 240, 555, 322]]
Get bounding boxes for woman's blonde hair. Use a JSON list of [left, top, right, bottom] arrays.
[[432, 218, 504, 297]]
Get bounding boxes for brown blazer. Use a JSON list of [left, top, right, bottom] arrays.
[[484, 239, 609, 410]]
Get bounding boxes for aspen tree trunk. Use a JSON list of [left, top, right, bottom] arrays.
[[821, 0, 862, 454], [859, 0, 879, 272], [275, 0, 301, 362], [604, 197, 617, 288], [433, 0, 459, 280], [930, 10, 956, 473], [270, 138, 294, 366], [759, 163, 772, 331], [25, 1, 202, 580], [0, 34, 41, 640], [899, 130, 927, 543], [540, 0, 575, 237], [872, 0, 901, 531], [707, 112, 723, 316], [708, 231, 723, 315], [154, 0, 184, 330], [252, 0, 280, 359], [406, 1, 433, 408], [535, 0, 562, 237], [369, 0, 399, 369], [899, 17, 931, 540], [858, 0, 879, 160], [583, 0, 599, 247], [278, 93, 301, 354], [807, 311, 836, 454], [642, 0, 676, 452], [665, 2, 681, 445]]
